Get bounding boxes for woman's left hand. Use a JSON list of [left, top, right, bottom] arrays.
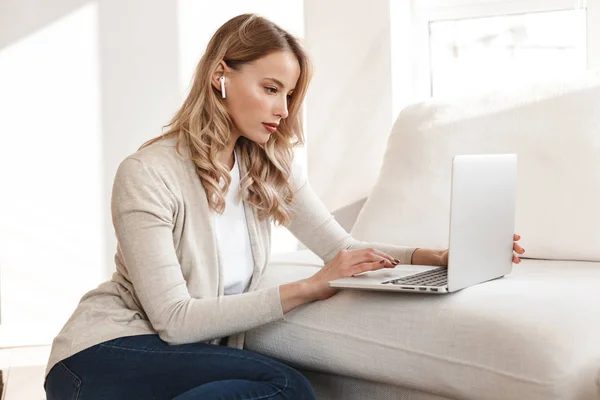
[[437, 233, 525, 267], [511, 233, 525, 264]]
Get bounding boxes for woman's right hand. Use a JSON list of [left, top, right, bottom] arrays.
[[303, 248, 399, 301]]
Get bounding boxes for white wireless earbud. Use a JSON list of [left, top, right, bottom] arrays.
[[219, 76, 226, 98]]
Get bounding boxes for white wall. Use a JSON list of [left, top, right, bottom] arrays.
[[0, 0, 182, 346], [303, 0, 396, 213], [0, 1, 106, 346]]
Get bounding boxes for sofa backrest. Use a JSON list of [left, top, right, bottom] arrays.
[[351, 71, 600, 262]]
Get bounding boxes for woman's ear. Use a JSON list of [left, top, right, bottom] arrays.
[[211, 61, 228, 93]]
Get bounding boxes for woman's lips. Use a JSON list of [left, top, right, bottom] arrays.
[[262, 123, 277, 133]]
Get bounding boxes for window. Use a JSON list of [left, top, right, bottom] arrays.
[[429, 9, 587, 97], [395, 0, 600, 104]]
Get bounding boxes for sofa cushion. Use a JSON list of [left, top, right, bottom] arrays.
[[246, 250, 600, 400], [350, 71, 600, 262]]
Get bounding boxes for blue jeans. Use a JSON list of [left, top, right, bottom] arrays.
[[44, 334, 316, 400]]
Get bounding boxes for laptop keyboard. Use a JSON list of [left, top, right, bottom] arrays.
[[386, 268, 448, 287]]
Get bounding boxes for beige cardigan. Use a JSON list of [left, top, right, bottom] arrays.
[[45, 137, 416, 377]]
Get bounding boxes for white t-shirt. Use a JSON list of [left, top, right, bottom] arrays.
[[212, 153, 254, 295]]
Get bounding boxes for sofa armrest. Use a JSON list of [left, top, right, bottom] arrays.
[[330, 197, 367, 233], [296, 197, 367, 252]]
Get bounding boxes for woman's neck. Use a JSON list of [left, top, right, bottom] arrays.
[[219, 139, 238, 171]]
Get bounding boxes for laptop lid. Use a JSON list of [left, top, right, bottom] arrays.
[[447, 154, 517, 292]]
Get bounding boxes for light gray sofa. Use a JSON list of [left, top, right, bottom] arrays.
[[244, 71, 600, 400]]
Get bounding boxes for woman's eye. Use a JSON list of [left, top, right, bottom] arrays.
[[265, 87, 277, 94]]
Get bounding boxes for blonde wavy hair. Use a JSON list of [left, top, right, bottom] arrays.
[[140, 14, 312, 226]]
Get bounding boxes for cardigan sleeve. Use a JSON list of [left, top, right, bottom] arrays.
[[285, 161, 416, 265], [111, 157, 283, 345]]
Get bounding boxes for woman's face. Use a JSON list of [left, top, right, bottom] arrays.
[[222, 50, 300, 144]]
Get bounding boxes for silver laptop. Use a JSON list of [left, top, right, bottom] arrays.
[[328, 153, 517, 294]]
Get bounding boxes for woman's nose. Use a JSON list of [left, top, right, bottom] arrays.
[[275, 98, 289, 119]]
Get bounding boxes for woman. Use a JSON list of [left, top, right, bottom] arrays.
[[44, 13, 525, 399]]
